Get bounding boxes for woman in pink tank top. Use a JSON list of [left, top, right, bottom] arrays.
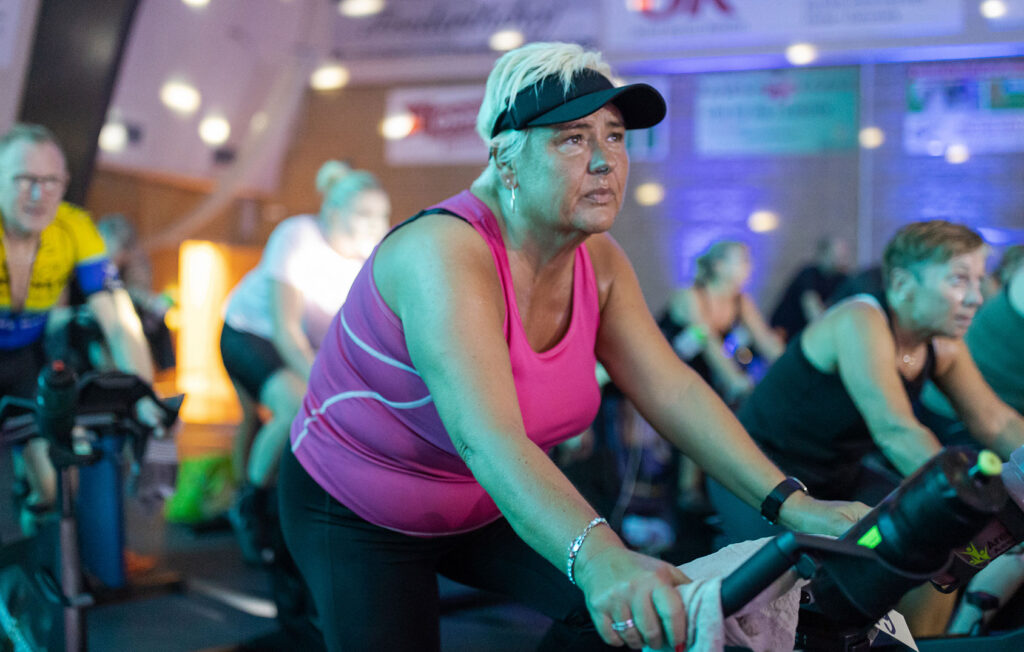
[[278, 41, 870, 652]]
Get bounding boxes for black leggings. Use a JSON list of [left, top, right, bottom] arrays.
[[219, 323, 285, 399], [277, 446, 613, 651]]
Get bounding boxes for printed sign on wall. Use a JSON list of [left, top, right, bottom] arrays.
[[332, 0, 598, 58], [903, 59, 1024, 156], [385, 85, 488, 166], [604, 0, 963, 52], [695, 67, 859, 156]]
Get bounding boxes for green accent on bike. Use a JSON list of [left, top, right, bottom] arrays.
[[858, 525, 882, 549], [976, 450, 1002, 477]]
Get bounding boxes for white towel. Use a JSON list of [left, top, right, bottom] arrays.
[[644, 537, 810, 652]]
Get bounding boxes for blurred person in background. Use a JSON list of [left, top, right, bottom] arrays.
[[97, 214, 175, 368], [769, 235, 851, 341], [0, 123, 161, 531], [982, 243, 1023, 300], [219, 160, 390, 564], [657, 240, 784, 408], [654, 240, 784, 521]]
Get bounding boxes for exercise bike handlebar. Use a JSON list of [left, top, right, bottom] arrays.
[[719, 532, 888, 618], [0, 363, 183, 462]]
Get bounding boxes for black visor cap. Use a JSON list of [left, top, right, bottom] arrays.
[[490, 68, 666, 138]]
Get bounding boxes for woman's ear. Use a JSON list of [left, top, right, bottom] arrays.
[[493, 155, 516, 188], [889, 267, 916, 301]]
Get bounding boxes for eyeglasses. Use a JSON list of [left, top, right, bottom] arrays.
[[11, 174, 67, 194]]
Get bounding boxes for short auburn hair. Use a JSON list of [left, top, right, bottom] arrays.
[[882, 220, 985, 285]]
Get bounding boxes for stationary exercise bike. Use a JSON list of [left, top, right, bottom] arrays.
[[719, 446, 1024, 651], [0, 361, 182, 651]]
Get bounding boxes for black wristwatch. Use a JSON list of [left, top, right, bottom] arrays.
[[760, 477, 808, 525]]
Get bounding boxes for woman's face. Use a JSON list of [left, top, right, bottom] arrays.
[[715, 245, 752, 288], [904, 247, 986, 337], [510, 104, 629, 236], [326, 188, 390, 259]]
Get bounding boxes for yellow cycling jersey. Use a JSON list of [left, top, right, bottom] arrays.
[[0, 202, 114, 349]]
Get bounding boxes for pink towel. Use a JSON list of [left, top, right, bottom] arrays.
[[644, 537, 810, 652]]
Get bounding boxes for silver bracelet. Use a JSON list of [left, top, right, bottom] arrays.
[[566, 516, 608, 585]]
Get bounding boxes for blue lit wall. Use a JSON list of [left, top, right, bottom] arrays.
[[613, 56, 1024, 317]]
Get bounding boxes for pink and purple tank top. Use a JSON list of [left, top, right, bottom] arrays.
[[290, 190, 602, 536]]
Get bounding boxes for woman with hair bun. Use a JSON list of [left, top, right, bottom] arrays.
[[659, 240, 783, 407], [220, 160, 390, 563]]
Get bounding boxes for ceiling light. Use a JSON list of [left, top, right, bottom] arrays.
[[160, 80, 201, 114], [338, 0, 385, 17], [858, 127, 885, 149], [489, 29, 525, 52], [182, 0, 210, 7], [199, 115, 231, 146], [785, 43, 817, 66], [98, 122, 129, 152], [747, 210, 780, 233], [310, 63, 350, 91], [634, 182, 665, 207], [380, 113, 417, 140], [980, 0, 1008, 19], [945, 144, 970, 164]]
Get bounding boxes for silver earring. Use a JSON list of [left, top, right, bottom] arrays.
[[510, 185, 516, 214]]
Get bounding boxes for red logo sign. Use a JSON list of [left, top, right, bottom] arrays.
[[631, 0, 733, 18]]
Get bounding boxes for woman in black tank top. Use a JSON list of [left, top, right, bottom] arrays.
[[708, 221, 1024, 636], [658, 241, 783, 407]]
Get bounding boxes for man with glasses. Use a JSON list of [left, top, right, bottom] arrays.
[[0, 122, 159, 528]]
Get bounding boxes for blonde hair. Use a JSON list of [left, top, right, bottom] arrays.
[[315, 160, 379, 212], [882, 220, 985, 285], [695, 241, 746, 285], [476, 42, 613, 165]]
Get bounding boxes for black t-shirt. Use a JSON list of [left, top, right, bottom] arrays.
[[741, 294, 934, 499], [769, 265, 848, 338]]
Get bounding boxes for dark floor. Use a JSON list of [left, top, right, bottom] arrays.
[[0, 433, 718, 651], [89, 497, 713, 651], [85, 504, 556, 652]]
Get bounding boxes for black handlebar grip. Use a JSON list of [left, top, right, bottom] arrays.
[[720, 532, 800, 618], [35, 361, 78, 450]]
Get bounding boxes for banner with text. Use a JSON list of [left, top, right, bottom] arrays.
[[903, 59, 1024, 156], [332, 0, 597, 59], [696, 67, 859, 156], [604, 0, 962, 53], [385, 85, 488, 166]]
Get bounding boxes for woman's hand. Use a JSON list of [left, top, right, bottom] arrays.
[[575, 544, 690, 650], [780, 492, 871, 538]]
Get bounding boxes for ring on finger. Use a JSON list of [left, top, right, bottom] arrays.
[[610, 618, 635, 632]]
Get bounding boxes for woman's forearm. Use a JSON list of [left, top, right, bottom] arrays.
[[272, 325, 315, 381], [459, 428, 622, 574], [641, 377, 782, 510]]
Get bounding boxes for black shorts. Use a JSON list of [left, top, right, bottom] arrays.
[[219, 323, 285, 399], [0, 342, 45, 400]]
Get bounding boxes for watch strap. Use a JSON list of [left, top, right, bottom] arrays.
[[760, 476, 808, 525]]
